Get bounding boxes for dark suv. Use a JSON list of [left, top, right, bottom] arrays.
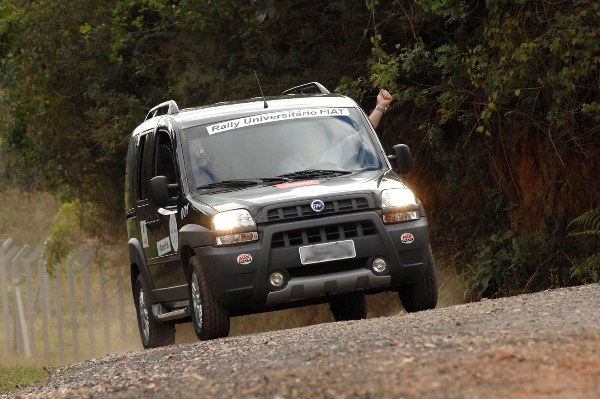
[[125, 82, 437, 348]]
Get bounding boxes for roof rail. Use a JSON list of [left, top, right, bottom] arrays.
[[144, 100, 180, 121], [282, 82, 330, 95]]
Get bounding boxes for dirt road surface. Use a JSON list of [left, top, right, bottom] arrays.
[[6, 283, 600, 399]]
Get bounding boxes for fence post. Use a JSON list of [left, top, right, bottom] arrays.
[[37, 256, 51, 359], [117, 264, 127, 344], [1, 238, 13, 254], [99, 267, 111, 353], [24, 246, 43, 357], [67, 245, 86, 363], [81, 248, 97, 358], [11, 245, 30, 355], [54, 259, 64, 362], [0, 241, 17, 354], [13, 282, 31, 357]]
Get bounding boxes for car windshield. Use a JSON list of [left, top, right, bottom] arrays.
[[182, 107, 383, 189]]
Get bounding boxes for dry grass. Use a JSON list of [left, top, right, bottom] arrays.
[[0, 188, 59, 247]]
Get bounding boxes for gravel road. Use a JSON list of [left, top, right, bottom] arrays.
[[7, 283, 600, 399]]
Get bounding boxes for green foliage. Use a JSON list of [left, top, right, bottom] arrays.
[[466, 229, 571, 299], [44, 202, 81, 271], [568, 207, 600, 237], [570, 253, 600, 284], [568, 208, 600, 282], [43, 200, 104, 271], [467, 230, 526, 298], [355, 0, 599, 295], [0, 365, 49, 394]]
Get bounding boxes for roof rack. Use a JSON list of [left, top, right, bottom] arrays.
[[282, 82, 330, 95], [144, 100, 180, 121]]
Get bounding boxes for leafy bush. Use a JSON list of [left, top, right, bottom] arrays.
[[568, 208, 600, 283]]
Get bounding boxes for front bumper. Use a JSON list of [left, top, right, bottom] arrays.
[[194, 211, 430, 312]]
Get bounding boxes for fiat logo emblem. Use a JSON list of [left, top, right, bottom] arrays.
[[310, 199, 325, 213]]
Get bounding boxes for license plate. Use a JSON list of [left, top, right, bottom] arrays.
[[299, 240, 356, 265]]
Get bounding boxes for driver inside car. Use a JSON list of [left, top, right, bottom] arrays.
[[189, 139, 217, 186]]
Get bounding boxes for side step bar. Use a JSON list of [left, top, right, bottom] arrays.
[[152, 304, 190, 322]]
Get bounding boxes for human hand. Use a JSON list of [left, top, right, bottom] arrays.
[[376, 89, 393, 107]]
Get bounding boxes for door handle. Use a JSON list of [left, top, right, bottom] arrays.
[[146, 218, 162, 231]]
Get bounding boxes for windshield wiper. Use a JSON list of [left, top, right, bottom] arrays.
[[255, 177, 293, 183], [197, 180, 259, 190], [277, 169, 352, 180], [197, 177, 293, 190]]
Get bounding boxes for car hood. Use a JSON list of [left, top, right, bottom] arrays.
[[190, 169, 408, 216]]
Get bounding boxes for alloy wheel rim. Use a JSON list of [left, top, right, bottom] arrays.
[[138, 289, 150, 343], [191, 271, 203, 331]]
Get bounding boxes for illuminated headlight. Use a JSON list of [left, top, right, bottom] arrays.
[[212, 209, 258, 246], [381, 189, 421, 224]]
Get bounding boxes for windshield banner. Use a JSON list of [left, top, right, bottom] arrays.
[[206, 108, 350, 135]]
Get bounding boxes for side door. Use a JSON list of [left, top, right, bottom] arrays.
[[135, 130, 156, 261], [145, 128, 187, 288]]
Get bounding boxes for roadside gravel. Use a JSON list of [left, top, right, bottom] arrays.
[[7, 283, 600, 399]]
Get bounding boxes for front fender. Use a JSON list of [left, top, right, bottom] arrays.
[[128, 238, 153, 298], [179, 223, 213, 249]]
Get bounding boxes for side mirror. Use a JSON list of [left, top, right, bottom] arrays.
[[149, 176, 170, 208], [387, 144, 413, 175]]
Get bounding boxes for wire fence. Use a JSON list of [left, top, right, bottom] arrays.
[[0, 238, 139, 365]]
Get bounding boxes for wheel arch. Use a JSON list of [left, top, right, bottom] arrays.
[[178, 223, 212, 279], [128, 238, 153, 302]]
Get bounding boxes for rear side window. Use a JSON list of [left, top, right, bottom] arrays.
[[124, 137, 136, 210], [138, 133, 154, 200]]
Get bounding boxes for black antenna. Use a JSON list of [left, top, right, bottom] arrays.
[[254, 70, 268, 109]]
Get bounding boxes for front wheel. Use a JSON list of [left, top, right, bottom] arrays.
[[329, 293, 367, 321], [134, 274, 175, 348], [398, 246, 438, 312], [188, 256, 230, 340]]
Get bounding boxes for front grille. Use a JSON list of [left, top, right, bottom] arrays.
[[266, 197, 370, 223], [271, 220, 377, 249]]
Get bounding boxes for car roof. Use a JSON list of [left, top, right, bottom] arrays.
[[132, 93, 360, 135]]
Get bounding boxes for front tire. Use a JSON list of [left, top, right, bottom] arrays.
[[134, 274, 175, 348], [188, 256, 230, 340], [329, 293, 368, 321], [398, 246, 438, 312]]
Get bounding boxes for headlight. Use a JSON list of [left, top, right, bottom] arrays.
[[212, 209, 258, 245], [212, 209, 255, 231], [381, 189, 421, 224], [382, 189, 417, 208]]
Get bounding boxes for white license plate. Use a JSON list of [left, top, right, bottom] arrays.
[[299, 240, 356, 265]]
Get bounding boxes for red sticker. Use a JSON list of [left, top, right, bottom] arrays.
[[236, 254, 253, 265], [400, 233, 414, 244], [275, 180, 320, 189]]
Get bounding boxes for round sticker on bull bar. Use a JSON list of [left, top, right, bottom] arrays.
[[400, 232, 414, 244], [237, 254, 253, 265]]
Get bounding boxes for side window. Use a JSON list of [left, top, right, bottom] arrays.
[[138, 133, 154, 200], [124, 137, 136, 210], [155, 131, 177, 184]]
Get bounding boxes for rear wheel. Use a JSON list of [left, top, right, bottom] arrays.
[[134, 274, 175, 348], [398, 246, 438, 312], [329, 293, 368, 321], [188, 256, 230, 340]]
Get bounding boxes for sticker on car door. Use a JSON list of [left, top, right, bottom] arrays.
[[157, 236, 172, 256], [140, 221, 149, 248], [169, 214, 179, 251]]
